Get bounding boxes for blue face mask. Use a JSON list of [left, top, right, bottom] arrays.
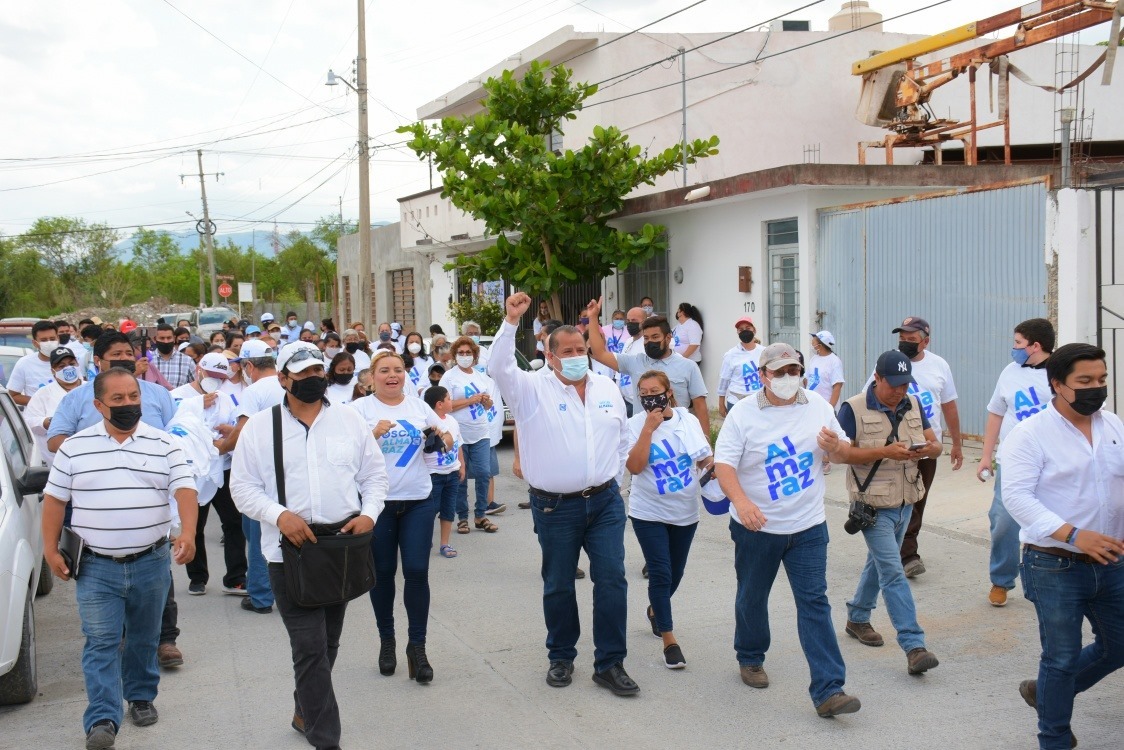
[[612, 319, 625, 330], [559, 355, 589, 381], [471, 335, 481, 345], [1011, 347, 1030, 366]]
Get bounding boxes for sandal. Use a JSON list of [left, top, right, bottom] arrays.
[[475, 517, 499, 533], [456, 520, 469, 535], [439, 544, 458, 558]]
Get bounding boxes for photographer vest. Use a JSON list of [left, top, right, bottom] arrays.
[[844, 392, 928, 509]]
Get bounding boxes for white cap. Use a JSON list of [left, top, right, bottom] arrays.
[[813, 330, 836, 348], [239, 339, 274, 360], [391, 321, 402, 332], [303, 320, 316, 331], [277, 341, 324, 374], [177, 341, 190, 353], [198, 352, 231, 375], [260, 312, 275, 323]]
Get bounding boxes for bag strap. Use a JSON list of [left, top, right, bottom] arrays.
[[272, 404, 287, 508], [849, 408, 904, 494]]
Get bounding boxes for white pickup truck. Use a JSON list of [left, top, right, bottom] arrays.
[[0, 387, 52, 705]]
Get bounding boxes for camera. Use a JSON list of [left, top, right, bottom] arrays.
[[844, 499, 877, 535], [422, 428, 446, 454]]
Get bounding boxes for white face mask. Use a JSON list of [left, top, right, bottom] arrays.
[[39, 340, 59, 358], [55, 365, 80, 385], [200, 376, 223, 394], [456, 354, 475, 370], [768, 373, 802, 400], [407, 343, 422, 355], [325, 346, 342, 358]]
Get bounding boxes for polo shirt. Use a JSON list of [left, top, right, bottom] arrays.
[[47, 378, 177, 442], [616, 350, 707, 410]]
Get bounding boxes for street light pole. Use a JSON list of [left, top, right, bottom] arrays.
[[356, 0, 372, 328], [197, 149, 219, 307]]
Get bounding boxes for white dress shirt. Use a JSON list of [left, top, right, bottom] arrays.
[[1001, 404, 1124, 550], [488, 320, 628, 493], [230, 401, 389, 563], [24, 379, 75, 466]]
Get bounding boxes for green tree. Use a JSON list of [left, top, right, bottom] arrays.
[[310, 214, 357, 262], [448, 293, 505, 336], [399, 60, 718, 319], [17, 217, 120, 307]]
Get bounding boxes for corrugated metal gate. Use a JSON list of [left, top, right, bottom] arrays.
[[1096, 185, 1124, 414], [817, 181, 1048, 438]]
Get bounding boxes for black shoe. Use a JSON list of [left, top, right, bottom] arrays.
[[546, 660, 574, 687], [240, 597, 272, 614], [378, 638, 397, 676], [85, 720, 116, 750], [405, 642, 433, 683], [518, 501, 531, 509], [592, 663, 640, 696], [128, 700, 158, 727], [485, 501, 506, 515], [646, 606, 660, 638], [575, 567, 585, 579], [187, 581, 206, 595], [663, 643, 686, 669], [642, 564, 649, 579]]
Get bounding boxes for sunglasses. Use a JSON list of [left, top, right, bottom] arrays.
[[282, 348, 324, 372]]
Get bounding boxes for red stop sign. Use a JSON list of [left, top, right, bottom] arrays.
[[218, 282, 233, 298]]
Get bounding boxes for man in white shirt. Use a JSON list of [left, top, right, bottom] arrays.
[[873, 317, 964, 578], [978, 318, 1054, 608], [714, 342, 862, 718], [489, 292, 638, 697], [1001, 343, 1124, 750], [717, 316, 764, 417], [231, 342, 387, 750], [25, 346, 85, 467], [8, 320, 60, 406]]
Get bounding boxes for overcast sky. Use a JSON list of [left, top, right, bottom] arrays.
[[0, 0, 1114, 241]]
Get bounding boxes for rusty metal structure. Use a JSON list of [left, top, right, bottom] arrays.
[[853, 0, 1121, 165]]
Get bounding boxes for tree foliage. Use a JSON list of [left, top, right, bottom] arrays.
[[448, 293, 505, 336], [399, 61, 719, 318]]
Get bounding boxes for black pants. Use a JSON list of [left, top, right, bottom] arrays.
[[269, 564, 346, 750], [900, 457, 938, 565], [186, 473, 247, 588], [160, 579, 178, 645]]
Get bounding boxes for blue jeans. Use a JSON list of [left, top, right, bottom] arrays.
[[430, 471, 461, 523], [730, 520, 847, 707], [530, 482, 627, 673], [988, 464, 1021, 590], [242, 516, 274, 608], [76, 543, 172, 733], [1020, 548, 1124, 749], [369, 498, 435, 644], [457, 439, 491, 520], [846, 504, 926, 652], [630, 518, 697, 633]]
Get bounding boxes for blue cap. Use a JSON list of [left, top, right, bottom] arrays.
[[875, 350, 915, 387], [245, 325, 261, 335]]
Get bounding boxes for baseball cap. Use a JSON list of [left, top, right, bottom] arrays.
[[391, 321, 402, 332], [813, 330, 836, 348], [49, 346, 78, 367], [239, 339, 274, 360], [428, 363, 446, 376], [303, 321, 316, 331], [267, 322, 282, 332], [875, 350, 916, 387], [222, 349, 240, 363], [198, 352, 231, 376], [892, 316, 930, 336], [277, 342, 325, 374], [759, 343, 802, 371], [260, 312, 275, 323], [119, 319, 137, 334], [245, 325, 261, 335], [734, 316, 755, 329]]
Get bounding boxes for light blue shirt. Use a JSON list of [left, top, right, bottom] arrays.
[[46, 378, 177, 441]]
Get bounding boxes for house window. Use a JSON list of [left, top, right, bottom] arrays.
[[616, 250, 669, 317], [767, 219, 800, 350], [389, 268, 416, 331]]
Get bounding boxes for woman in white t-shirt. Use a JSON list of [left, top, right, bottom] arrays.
[[439, 336, 501, 534], [325, 352, 357, 405], [532, 300, 551, 360], [673, 302, 705, 365], [404, 332, 434, 396], [806, 331, 845, 409], [626, 370, 712, 670], [422, 385, 465, 559], [350, 350, 451, 684]]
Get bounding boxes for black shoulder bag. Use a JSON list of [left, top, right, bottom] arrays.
[[272, 405, 376, 608]]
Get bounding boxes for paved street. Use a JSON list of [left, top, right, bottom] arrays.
[[3, 441, 1121, 749]]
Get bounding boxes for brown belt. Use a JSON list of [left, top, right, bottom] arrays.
[[1024, 543, 1096, 565]]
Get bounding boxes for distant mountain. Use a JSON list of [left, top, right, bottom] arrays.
[[115, 222, 391, 258]]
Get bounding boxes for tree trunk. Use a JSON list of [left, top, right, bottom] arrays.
[[540, 236, 563, 321]]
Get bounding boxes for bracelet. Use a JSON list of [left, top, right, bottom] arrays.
[[1065, 527, 1079, 545]]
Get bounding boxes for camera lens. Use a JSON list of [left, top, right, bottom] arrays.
[[844, 518, 861, 535]]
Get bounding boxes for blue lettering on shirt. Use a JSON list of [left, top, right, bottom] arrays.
[[741, 363, 762, 394], [463, 383, 485, 420], [763, 436, 814, 501], [908, 382, 936, 420], [807, 368, 821, 392], [1013, 387, 1046, 421], [559, 403, 567, 412], [436, 435, 460, 467], [648, 438, 694, 495], [378, 419, 423, 467], [619, 374, 632, 389], [607, 334, 626, 354]]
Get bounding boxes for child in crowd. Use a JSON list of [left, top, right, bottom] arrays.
[[424, 386, 465, 559]]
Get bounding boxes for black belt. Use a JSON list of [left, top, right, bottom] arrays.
[[528, 480, 614, 500], [1024, 543, 1096, 565], [86, 540, 167, 564]]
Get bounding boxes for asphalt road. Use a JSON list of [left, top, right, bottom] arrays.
[[3, 442, 1121, 749]]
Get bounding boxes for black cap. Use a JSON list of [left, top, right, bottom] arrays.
[[49, 346, 78, 367], [428, 363, 446, 375], [875, 350, 915, 387], [892, 316, 931, 336]]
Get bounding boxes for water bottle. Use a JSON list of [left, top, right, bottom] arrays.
[[980, 468, 992, 481]]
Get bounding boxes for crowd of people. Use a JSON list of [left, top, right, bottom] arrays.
[[13, 296, 1121, 750]]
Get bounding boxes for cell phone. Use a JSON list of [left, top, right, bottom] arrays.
[[908, 442, 927, 451]]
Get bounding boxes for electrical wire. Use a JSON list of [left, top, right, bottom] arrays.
[[555, 0, 713, 68]]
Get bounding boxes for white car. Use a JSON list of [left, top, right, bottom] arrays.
[[0, 387, 52, 705], [0, 345, 31, 389]]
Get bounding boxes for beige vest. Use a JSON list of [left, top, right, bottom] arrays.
[[844, 392, 928, 508]]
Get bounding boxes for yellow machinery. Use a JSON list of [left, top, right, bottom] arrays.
[[853, 0, 1121, 164]]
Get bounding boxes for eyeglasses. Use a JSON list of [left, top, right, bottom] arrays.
[[282, 348, 324, 372]]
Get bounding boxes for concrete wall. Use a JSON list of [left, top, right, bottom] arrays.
[[1052, 188, 1099, 345], [336, 222, 433, 332]]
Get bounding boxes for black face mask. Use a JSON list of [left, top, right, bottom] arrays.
[[625, 322, 641, 337], [898, 341, 920, 359], [639, 392, 670, 413], [58, 333, 71, 346], [379, 332, 392, 342], [644, 341, 666, 359], [288, 375, 328, 403], [738, 329, 755, 344], [345, 342, 361, 354], [430, 378, 442, 387], [106, 404, 142, 431], [105, 358, 137, 373], [1064, 385, 1107, 416], [331, 372, 353, 386], [155, 341, 175, 355]]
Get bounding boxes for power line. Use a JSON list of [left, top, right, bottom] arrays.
[[584, 0, 952, 109], [222, 0, 299, 132], [555, 0, 712, 68]]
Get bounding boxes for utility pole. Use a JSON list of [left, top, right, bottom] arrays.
[[195, 149, 220, 307], [356, 0, 372, 328], [679, 47, 687, 187]]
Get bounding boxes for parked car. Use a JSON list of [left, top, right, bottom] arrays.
[[190, 307, 237, 340], [0, 346, 32, 389], [0, 320, 38, 352], [155, 311, 187, 327], [0, 387, 52, 705]]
